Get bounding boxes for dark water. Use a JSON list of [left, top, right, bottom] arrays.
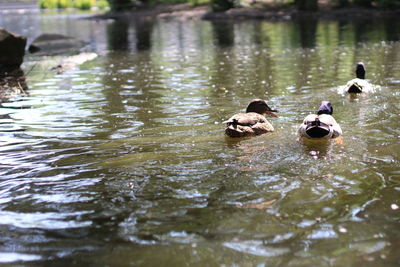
[[0, 11, 399, 266]]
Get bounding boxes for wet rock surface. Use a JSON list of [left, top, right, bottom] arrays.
[[28, 33, 88, 55], [0, 28, 27, 101], [0, 28, 26, 73]]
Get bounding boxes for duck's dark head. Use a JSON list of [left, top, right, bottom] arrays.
[[356, 62, 366, 79], [317, 101, 333, 115], [246, 99, 278, 117]]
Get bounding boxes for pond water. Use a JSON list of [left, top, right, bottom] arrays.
[[0, 11, 399, 266]]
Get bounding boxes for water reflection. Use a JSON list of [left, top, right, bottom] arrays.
[[299, 137, 342, 159], [135, 20, 154, 51], [383, 17, 400, 41], [106, 18, 154, 52], [0, 12, 399, 266], [107, 20, 129, 51], [296, 17, 317, 48], [211, 21, 234, 47]]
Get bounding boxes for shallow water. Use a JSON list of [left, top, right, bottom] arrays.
[[0, 11, 399, 266]]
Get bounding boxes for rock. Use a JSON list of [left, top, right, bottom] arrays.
[[28, 33, 88, 56], [0, 68, 28, 102], [50, 52, 98, 74], [0, 28, 27, 73], [0, 29, 27, 101]]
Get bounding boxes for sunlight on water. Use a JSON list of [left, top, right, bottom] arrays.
[[0, 211, 93, 229], [0, 12, 399, 266], [0, 252, 42, 263]]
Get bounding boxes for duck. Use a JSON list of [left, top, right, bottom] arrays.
[[343, 62, 374, 93], [298, 101, 342, 139], [224, 99, 278, 138]]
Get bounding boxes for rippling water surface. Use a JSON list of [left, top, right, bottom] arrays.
[[0, 11, 399, 266]]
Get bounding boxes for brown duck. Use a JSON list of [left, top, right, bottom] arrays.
[[224, 99, 278, 138]]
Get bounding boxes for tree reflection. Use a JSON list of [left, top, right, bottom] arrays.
[[383, 17, 399, 41], [107, 19, 130, 51], [211, 21, 234, 47], [135, 20, 154, 51], [296, 17, 317, 48]]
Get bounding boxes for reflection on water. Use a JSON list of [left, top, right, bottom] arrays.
[[0, 11, 400, 266], [212, 21, 234, 47]]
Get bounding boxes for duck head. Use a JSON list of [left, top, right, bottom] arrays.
[[246, 99, 278, 117], [356, 62, 366, 79], [317, 101, 333, 115], [305, 101, 333, 138]]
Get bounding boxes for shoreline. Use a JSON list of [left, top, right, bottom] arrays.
[[89, 3, 400, 21]]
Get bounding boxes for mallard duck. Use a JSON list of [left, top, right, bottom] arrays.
[[343, 62, 374, 93], [298, 101, 342, 139], [224, 99, 278, 138]]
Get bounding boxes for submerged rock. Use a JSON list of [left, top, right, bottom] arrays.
[[28, 33, 88, 55], [0, 28, 27, 73], [50, 52, 98, 74], [0, 68, 28, 102], [0, 28, 27, 102]]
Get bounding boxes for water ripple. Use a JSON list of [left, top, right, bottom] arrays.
[[223, 240, 290, 257], [0, 210, 92, 229], [0, 14, 398, 266]]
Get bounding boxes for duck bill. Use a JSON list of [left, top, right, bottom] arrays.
[[265, 110, 278, 118], [305, 123, 330, 138]]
